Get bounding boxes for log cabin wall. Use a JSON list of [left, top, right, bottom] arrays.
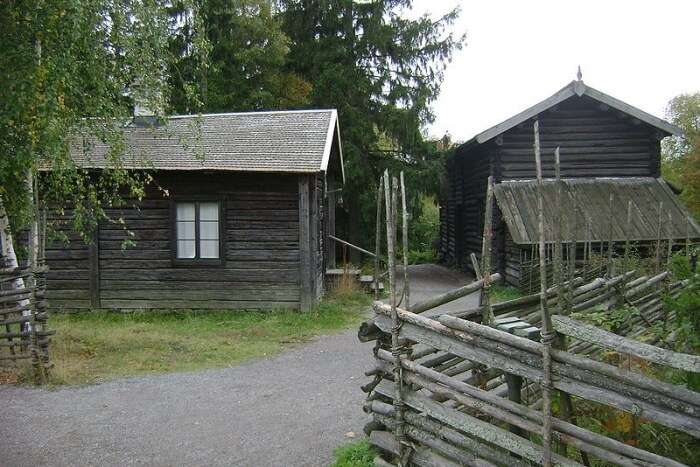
[[46, 171, 317, 310], [443, 94, 664, 281], [440, 145, 492, 271], [496, 95, 661, 180]]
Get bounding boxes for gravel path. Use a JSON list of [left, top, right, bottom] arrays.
[[0, 264, 476, 467]]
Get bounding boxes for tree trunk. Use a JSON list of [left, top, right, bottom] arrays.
[[0, 195, 30, 322]]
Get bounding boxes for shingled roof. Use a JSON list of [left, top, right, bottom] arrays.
[[68, 109, 344, 179], [494, 177, 700, 245]]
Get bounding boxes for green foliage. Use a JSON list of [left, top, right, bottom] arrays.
[[278, 1, 464, 252], [661, 93, 700, 216], [572, 304, 638, 334], [489, 285, 522, 303], [169, 0, 311, 113], [331, 439, 376, 467], [664, 254, 700, 354], [1, 0, 208, 240]]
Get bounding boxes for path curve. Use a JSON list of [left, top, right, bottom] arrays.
[[0, 264, 477, 467]]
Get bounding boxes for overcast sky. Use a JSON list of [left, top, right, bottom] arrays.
[[410, 0, 700, 142]]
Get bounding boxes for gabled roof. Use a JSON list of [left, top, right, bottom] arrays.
[[493, 177, 700, 245], [465, 80, 683, 147], [67, 109, 344, 181]]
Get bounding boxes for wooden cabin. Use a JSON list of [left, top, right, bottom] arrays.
[[46, 109, 344, 311], [439, 77, 700, 288]]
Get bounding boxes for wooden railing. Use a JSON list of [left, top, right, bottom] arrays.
[[361, 271, 698, 466]]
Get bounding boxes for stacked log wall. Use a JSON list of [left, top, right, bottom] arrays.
[[47, 171, 306, 310], [45, 215, 92, 309], [444, 94, 664, 280], [497, 95, 661, 180]]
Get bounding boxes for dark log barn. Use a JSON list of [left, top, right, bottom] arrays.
[[45, 109, 344, 311], [440, 76, 700, 287]]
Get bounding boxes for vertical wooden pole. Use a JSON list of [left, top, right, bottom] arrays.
[[480, 176, 495, 325], [327, 188, 336, 269], [384, 171, 408, 465], [606, 191, 614, 277], [686, 217, 691, 259], [298, 175, 312, 311], [623, 201, 632, 288], [655, 201, 663, 274], [534, 120, 554, 467], [310, 176, 320, 299], [667, 212, 673, 266], [400, 172, 410, 310], [374, 177, 383, 300]]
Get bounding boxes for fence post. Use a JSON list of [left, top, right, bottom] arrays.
[[534, 120, 554, 467], [400, 172, 410, 310], [374, 177, 383, 300]]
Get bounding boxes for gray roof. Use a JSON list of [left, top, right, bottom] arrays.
[[68, 109, 344, 178], [493, 177, 700, 245], [465, 80, 683, 147]]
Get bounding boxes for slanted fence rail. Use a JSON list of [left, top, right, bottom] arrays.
[[362, 127, 698, 466], [363, 271, 697, 466]]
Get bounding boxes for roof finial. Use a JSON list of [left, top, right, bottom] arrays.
[[577, 65, 583, 82]]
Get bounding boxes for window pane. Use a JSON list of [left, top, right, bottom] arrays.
[[200, 240, 219, 258], [177, 221, 195, 240], [200, 221, 219, 240], [199, 202, 219, 221], [176, 202, 195, 222], [177, 240, 196, 258]]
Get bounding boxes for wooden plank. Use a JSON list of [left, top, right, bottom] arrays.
[[553, 315, 700, 373], [99, 299, 298, 310], [298, 175, 312, 311]]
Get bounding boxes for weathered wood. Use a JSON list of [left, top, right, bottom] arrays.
[[299, 175, 312, 311], [369, 430, 460, 467], [374, 349, 687, 467], [374, 177, 383, 300], [367, 400, 525, 467], [89, 225, 100, 309], [329, 234, 376, 258], [534, 119, 554, 467], [373, 309, 700, 436], [480, 176, 495, 325], [409, 273, 501, 314], [553, 315, 700, 373], [374, 380, 583, 467], [400, 172, 410, 310]]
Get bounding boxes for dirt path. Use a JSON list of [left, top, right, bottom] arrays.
[[0, 264, 476, 467]]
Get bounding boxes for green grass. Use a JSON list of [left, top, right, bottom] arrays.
[[490, 284, 523, 303], [331, 439, 376, 467], [26, 290, 370, 386]]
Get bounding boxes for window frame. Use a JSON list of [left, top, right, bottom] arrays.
[[170, 196, 226, 267]]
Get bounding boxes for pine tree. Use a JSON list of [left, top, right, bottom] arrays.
[[278, 0, 464, 253]]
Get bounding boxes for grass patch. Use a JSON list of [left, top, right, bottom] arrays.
[[490, 284, 523, 303], [13, 290, 370, 386], [331, 439, 376, 467]]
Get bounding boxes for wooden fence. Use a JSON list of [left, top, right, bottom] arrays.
[[363, 130, 699, 466], [362, 269, 698, 466], [0, 264, 53, 381]]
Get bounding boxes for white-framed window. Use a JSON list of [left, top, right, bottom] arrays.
[[173, 200, 223, 263]]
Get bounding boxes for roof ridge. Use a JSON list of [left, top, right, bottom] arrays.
[[167, 109, 337, 120]]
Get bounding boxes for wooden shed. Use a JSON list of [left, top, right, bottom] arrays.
[[439, 77, 699, 286], [46, 109, 344, 311]]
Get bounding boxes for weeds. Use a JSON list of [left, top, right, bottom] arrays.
[[331, 439, 376, 467]]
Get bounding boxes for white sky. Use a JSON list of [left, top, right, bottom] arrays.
[[410, 0, 700, 142]]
